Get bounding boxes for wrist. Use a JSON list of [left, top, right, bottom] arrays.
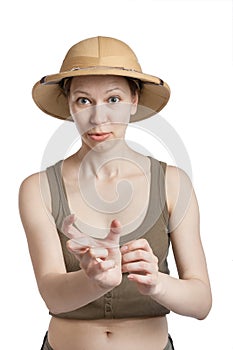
[[150, 272, 166, 301]]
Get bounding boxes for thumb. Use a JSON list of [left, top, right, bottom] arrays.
[[105, 219, 121, 246]]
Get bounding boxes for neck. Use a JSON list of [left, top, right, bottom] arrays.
[[76, 139, 135, 180]]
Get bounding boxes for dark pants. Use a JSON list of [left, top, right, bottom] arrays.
[[40, 333, 53, 350], [165, 334, 175, 350], [41, 332, 175, 350]]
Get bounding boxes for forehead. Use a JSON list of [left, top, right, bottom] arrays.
[[70, 75, 129, 91]]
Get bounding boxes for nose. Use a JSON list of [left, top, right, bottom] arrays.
[[89, 104, 108, 125]]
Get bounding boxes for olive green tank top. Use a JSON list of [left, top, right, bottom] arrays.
[[46, 157, 170, 319]]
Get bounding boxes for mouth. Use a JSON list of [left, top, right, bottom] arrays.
[[87, 132, 112, 142]]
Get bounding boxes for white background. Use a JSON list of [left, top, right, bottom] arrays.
[[1, 0, 233, 349]]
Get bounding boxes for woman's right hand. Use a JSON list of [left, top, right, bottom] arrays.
[[62, 214, 122, 289]]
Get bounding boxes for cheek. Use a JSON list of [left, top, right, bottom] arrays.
[[69, 101, 80, 118], [72, 117, 90, 136], [108, 104, 131, 124], [69, 105, 91, 135]]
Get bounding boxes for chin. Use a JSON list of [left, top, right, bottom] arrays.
[[83, 136, 124, 153]]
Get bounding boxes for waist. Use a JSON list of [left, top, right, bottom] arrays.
[[48, 315, 168, 350]]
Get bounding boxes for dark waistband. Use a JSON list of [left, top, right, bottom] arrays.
[[40, 332, 53, 350]]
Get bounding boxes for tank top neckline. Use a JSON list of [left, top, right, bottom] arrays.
[[55, 156, 159, 245]]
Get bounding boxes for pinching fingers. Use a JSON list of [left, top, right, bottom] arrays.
[[89, 247, 108, 260]]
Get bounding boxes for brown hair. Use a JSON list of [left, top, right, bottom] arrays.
[[59, 76, 142, 99]]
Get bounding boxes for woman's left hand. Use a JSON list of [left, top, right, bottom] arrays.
[[121, 238, 159, 296]]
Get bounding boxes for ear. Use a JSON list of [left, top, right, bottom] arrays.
[[130, 93, 139, 116]]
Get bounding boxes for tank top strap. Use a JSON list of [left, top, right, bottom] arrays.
[[46, 160, 70, 230], [157, 160, 169, 225]]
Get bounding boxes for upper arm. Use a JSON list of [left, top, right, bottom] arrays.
[[19, 172, 66, 289], [165, 166, 210, 286]]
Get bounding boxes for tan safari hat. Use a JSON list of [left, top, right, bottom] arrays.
[[32, 36, 170, 122]]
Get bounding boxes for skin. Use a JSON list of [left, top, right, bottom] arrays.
[[19, 75, 212, 350]]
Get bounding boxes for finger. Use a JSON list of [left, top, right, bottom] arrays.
[[105, 219, 121, 247], [61, 214, 83, 239], [110, 219, 121, 234], [62, 213, 76, 228], [89, 247, 108, 259], [66, 239, 89, 254], [98, 259, 116, 270], [128, 273, 155, 286], [122, 261, 154, 274], [122, 250, 154, 264], [121, 239, 153, 254]]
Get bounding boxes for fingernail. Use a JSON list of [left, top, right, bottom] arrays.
[[121, 245, 128, 252]]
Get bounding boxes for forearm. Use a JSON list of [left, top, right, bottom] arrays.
[[151, 272, 212, 320], [38, 270, 111, 314]]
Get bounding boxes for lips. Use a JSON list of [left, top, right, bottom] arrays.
[[87, 132, 112, 142]]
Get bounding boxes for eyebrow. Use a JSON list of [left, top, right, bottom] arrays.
[[71, 87, 127, 96], [105, 87, 127, 94], [71, 89, 92, 96]]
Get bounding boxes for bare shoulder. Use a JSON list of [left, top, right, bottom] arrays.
[[18, 171, 52, 236], [165, 165, 194, 207], [19, 171, 51, 213], [19, 171, 47, 193], [164, 165, 199, 233], [165, 165, 193, 188], [19, 172, 42, 213]]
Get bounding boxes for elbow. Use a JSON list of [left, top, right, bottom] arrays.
[[197, 301, 212, 320], [39, 286, 68, 315], [195, 291, 212, 320], [40, 291, 67, 315], [38, 276, 78, 315], [190, 278, 212, 320], [38, 275, 65, 315], [38, 288, 60, 315]]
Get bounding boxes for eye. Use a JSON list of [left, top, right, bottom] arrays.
[[108, 96, 120, 104], [77, 97, 91, 105]]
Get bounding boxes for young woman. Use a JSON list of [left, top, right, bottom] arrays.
[[19, 36, 212, 350]]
